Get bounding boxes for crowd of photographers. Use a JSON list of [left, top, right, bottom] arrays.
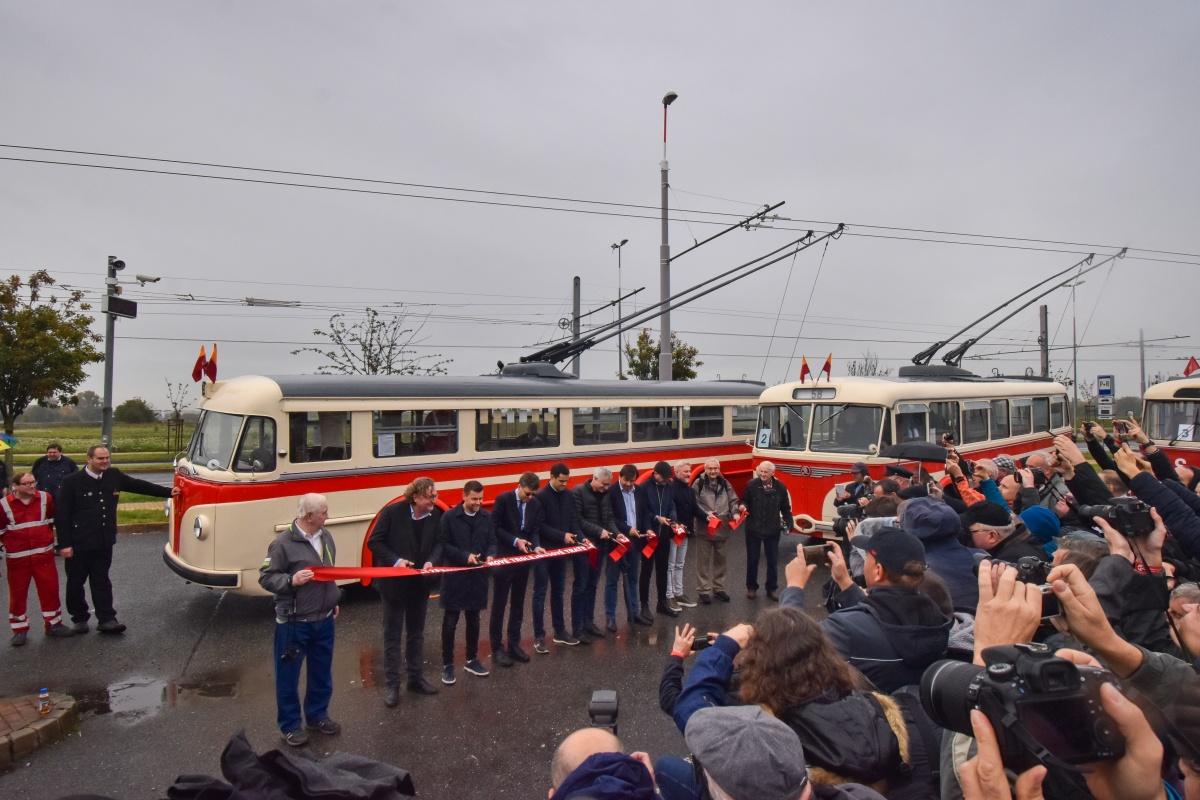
[[547, 417, 1200, 800]]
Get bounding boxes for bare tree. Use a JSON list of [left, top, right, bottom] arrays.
[[845, 351, 891, 377], [164, 380, 193, 420], [293, 307, 451, 376]]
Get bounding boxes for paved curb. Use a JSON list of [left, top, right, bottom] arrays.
[[0, 693, 78, 770], [117, 523, 169, 534]]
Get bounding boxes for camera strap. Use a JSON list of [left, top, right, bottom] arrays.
[[997, 708, 1085, 774]]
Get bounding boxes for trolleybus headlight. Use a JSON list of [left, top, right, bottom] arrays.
[[193, 516, 208, 540]]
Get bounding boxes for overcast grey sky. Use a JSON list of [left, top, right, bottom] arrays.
[[2, 1, 1197, 412]]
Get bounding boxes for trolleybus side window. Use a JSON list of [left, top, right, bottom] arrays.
[[234, 416, 277, 472], [810, 405, 883, 454], [632, 406, 680, 442], [573, 407, 629, 445], [757, 404, 809, 450], [1145, 400, 1200, 441], [288, 412, 352, 463], [963, 402, 990, 444], [1032, 397, 1050, 432], [895, 403, 928, 443], [990, 399, 1010, 440], [372, 410, 458, 457], [732, 404, 758, 436], [191, 410, 243, 470], [1050, 397, 1066, 430], [1009, 398, 1033, 437], [928, 401, 960, 444], [476, 408, 559, 451], [683, 405, 724, 439]]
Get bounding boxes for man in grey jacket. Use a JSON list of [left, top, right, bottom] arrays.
[[259, 493, 341, 747]]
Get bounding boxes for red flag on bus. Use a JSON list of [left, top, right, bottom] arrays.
[[799, 356, 811, 383], [191, 345, 207, 382], [821, 353, 833, 379], [1186, 356, 1199, 377], [204, 343, 218, 382]]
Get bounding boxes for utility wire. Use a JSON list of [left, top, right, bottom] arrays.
[[782, 237, 833, 382], [759, 245, 803, 381]]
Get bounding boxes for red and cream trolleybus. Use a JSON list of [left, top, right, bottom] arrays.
[[163, 364, 763, 594], [1142, 377, 1200, 465], [751, 368, 1071, 533]]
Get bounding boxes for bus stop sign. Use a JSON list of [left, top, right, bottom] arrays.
[[1097, 374, 1115, 399]]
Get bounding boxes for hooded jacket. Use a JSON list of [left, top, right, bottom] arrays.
[[784, 585, 951, 693], [901, 497, 980, 613], [1019, 506, 1061, 556], [552, 752, 656, 800], [778, 691, 903, 786]]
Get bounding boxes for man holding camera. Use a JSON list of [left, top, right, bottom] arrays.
[[834, 461, 872, 506], [259, 493, 341, 747]]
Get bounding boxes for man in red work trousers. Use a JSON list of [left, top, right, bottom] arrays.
[[0, 472, 75, 646]]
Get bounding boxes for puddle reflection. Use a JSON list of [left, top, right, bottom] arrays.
[[71, 673, 240, 724]]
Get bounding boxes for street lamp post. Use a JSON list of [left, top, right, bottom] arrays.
[[659, 90, 678, 382], [1067, 279, 1086, 418], [611, 238, 628, 377], [101, 256, 124, 447]]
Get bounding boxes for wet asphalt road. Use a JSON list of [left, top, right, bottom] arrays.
[[0, 530, 826, 799]]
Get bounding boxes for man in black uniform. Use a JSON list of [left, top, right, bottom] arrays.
[[56, 444, 178, 634], [434, 480, 496, 686], [489, 472, 543, 668], [368, 476, 442, 704]]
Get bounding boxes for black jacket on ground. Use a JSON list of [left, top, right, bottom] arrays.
[[670, 476, 700, 533], [741, 477, 792, 538], [784, 584, 950, 693], [433, 505, 496, 611], [491, 489, 543, 556], [536, 484, 580, 547], [56, 467, 171, 550], [368, 500, 442, 568], [573, 482, 616, 548], [31, 455, 78, 497]]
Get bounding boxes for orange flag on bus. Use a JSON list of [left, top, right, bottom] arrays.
[[191, 345, 207, 382], [1186, 356, 1199, 377], [799, 356, 811, 383], [821, 353, 833, 379], [204, 343, 218, 382]]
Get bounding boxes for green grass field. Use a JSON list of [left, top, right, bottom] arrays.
[[6, 421, 193, 461]]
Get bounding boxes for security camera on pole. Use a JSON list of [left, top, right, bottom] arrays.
[[659, 90, 678, 382]]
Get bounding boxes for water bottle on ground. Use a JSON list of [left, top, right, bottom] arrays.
[[37, 688, 51, 715]]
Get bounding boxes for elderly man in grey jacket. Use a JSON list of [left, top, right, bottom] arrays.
[[260, 493, 342, 747]]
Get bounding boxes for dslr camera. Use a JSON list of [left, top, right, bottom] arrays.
[[979, 555, 1058, 617], [588, 689, 618, 735], [832, 501, 865, 538], [1075, 497, 1155, 538], [921, 643, 1125, 770]]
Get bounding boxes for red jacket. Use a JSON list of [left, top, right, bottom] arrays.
[[0, 490, 56, 558]]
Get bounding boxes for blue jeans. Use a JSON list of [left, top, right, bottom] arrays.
[[531, 557, 567, 637], [273, 616, 335, 734], [745, 533, 781, 593], [604, 548, 640, 621], [655, 756, 700, 800], [571, 552, 595, 634]]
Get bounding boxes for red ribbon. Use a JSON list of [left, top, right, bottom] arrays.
[[670, 522, 688, 546], [729, 509, 747, 530], [609, 537, 630, 562], [641, 531, 659, 559], [311, 541, 596, 581], [706, 516, 721, 537]]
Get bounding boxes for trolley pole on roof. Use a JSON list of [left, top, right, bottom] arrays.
[[659, 90, 678, 382], [1039, 304, 1049, 378], [571, 276, 581, 377]]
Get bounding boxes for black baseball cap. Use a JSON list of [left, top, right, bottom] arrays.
[[850, 525, 927, 572], [850, 461, 869, 475]]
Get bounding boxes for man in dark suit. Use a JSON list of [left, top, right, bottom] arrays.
[[637, 461, 678, 619], [606, 464, 649, 629], [434, 480, 496, 686], [534, 463, 586, 651], [489, 472, 544, 668], [368, 476, 443, 704]]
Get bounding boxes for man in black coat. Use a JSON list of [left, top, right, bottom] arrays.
[[572, 467, 616, 640], [740, 460, 792, 600], [668, 461, 700, 609], [489, 471, 543, 668], [56, 444, 178, 634], [607, 464, 648, 628], [31, 442, 78, 498], [434, 480, 496, 686], [637, 462, 678, 619], [368, 476, 443, 703], [534, 463, 585, 650]]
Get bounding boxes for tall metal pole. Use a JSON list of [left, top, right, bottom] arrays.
[[1071, 283, 1079, 418], [612, 239, 628, 378], [571, 276, 581, 377], [659, 91, 677, 382], [101, 256, 120, 447], [1038, 304, 1049, 378], [1139, 328, 1146, 395]]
